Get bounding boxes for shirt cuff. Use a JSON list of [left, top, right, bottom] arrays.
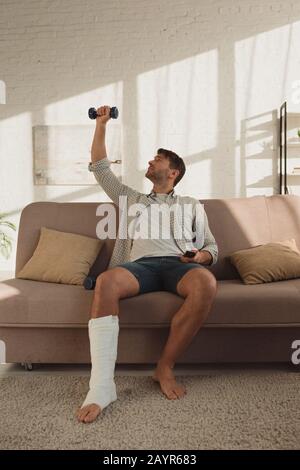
[[88, 158, 110, 172]]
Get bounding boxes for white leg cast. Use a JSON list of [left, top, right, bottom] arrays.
[[81, 315, 119, 410]]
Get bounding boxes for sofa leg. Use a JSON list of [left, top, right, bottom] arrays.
[[21, 362, 33, 371]]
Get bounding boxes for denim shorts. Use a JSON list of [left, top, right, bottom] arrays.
[[117, 256, 205, 295]]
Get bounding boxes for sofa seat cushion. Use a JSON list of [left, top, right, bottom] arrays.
[[120, 279, 300, 325], [0, 278, 299, 327], [208, 279, 300, 324], [0, 279, 92, 326]]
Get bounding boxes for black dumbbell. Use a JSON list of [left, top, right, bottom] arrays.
[[83, 276, 97, 290], [88, 106, 119, 120]]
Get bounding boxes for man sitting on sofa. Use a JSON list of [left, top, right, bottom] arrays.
[[77, 106, 218, 424]]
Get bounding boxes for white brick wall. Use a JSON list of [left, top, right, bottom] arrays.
[[1, 0, 300, 271]]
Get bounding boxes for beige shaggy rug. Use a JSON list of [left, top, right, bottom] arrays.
[[0, 371, 299, 450]]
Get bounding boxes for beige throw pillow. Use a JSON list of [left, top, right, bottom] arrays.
[[229, 238, 300, 285], [17, 227, 103, 285]]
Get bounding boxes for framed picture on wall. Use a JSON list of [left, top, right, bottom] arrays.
[[33, 125, 122, 185]]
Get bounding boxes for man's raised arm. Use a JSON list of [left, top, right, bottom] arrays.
[[88, 105, 142, 205]]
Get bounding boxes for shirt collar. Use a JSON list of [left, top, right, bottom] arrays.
[[147, 189, 176, 198]]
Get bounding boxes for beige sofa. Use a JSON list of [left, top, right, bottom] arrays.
[[0, 194, 299, 368]]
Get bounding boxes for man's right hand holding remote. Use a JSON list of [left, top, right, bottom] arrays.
[[180, 249, 213, 265]]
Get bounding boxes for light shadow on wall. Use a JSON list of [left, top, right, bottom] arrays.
[[240, 110, 278, 196]]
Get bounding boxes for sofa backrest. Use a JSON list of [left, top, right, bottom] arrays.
[[16, 195, 300, 281], [15, 202, 117, 277], [201, 194, 300, 280]]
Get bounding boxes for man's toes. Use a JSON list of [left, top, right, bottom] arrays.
[[84, 408, 100, 423], [165, 388, 178, 400], [174, 386, 186, 399], [84, 413, 95, 423], [79, 404, 102, 423], [77, 407, 89, 422], [165, 385, 186, 400], [76, 407, 84, 420]]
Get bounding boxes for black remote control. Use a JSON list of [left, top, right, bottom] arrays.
[[184, 250, 196, 258]]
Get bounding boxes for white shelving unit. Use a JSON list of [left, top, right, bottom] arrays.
[[279, 102, 300, 195]]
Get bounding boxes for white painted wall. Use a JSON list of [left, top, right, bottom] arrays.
[[1, 0, 300, 272]]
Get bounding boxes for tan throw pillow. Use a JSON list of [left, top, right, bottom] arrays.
[[274, 238, 300, 253], [229, 238, 300, 285], [17, 227, 103, 285]]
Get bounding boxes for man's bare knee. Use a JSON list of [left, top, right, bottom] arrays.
[[95, 267, 139, 299]]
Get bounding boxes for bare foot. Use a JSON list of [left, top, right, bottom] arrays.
[[152, 362, 186, 400], [76, 404, 102, 423]]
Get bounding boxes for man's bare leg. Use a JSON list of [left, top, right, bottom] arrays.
[[76, 267, 139, 423], [153, 268, 217, 400]]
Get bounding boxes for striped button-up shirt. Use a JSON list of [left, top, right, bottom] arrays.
[[88, 158, 218, 269]]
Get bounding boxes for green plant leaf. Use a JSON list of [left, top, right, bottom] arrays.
[[0, 232, 13, 259], [0, 220, 16, 231]]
